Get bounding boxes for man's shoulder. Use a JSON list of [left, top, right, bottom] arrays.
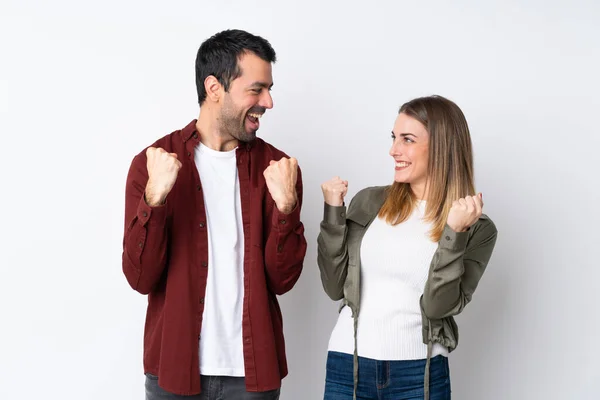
[[133, 122, 193, 159], [252, 138, 291, 160]]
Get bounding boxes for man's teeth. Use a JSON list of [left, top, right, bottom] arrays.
[[396, 162, 410, 167], [248, 113, 263, 119]]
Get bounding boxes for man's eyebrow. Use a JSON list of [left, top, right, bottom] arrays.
[[250, 81, 274, 89]]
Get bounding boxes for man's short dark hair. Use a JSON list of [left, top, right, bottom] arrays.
[[195, 29, 277, 104]]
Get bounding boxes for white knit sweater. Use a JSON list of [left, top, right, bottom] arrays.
[[328, 201, 449, 360]]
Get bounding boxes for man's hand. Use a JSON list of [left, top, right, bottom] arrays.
[[264, 157, 299, 214], [144, 147, 182, 206]]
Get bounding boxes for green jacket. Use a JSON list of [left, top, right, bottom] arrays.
[[317, 186, 498, 400]]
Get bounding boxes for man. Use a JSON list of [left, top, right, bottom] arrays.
[[121, 29, 307, 400]]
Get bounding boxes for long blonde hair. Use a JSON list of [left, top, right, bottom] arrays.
[[378, 95, 475, 242]]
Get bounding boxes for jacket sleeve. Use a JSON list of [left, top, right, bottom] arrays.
[[264, 166, 307, 295], [420, 218, 498, 320], [121, 153, 170, 295], [316, 202, 350, 301]]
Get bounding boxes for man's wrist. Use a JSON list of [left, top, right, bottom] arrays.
[[144, 187, 166, 207], [276, 194, 297, 214]]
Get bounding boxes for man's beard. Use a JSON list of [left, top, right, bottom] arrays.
[[220, 97, 258, 143]]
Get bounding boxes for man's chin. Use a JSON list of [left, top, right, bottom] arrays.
[[237, 130, 257, 143]]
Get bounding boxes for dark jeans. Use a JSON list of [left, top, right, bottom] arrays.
[[324, 351, 451, 400], [145, 374, 280, 400]]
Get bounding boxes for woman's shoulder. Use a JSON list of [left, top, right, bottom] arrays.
[[352, 185, 389, 202], [346, 186, 389, 218], [471, 213, 498, 241]]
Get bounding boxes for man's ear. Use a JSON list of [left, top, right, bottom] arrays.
[[204, 75, 222, 102]]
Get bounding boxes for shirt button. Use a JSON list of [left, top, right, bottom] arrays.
[[193, 132, 198, 139], [279, 219, 286, 225], [244, 337, 250, 343], [142, 211, 148, 217], [445, 236, 451, 241], [196, 184, 201, 191], [187, 151, 191, 156], [199, 222, 205, 228], [199, 298, 204, 304], [138, 242, 143, 248], [277, 245, 283, 252], [340, 212, 345, 217], [202, 261, 208, 267]]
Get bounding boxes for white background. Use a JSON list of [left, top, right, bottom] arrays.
[[1, 0, 599, 399]]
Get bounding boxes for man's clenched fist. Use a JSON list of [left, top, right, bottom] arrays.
[[263, 157, 299, 214], [144, 147, 182, 206]]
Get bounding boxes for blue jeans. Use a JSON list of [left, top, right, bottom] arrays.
[[324, 351, 451, 400], [145, 374, 280, 400]]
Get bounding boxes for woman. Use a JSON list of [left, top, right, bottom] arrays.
[[317, 95, 498, 400]]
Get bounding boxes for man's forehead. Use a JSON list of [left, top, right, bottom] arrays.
[[238, 53, 272, 72], [237, 56, 273, 87]]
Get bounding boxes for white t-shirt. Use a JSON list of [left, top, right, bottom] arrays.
[[195, 142, 245, 376], [328, 200, 449, 360]]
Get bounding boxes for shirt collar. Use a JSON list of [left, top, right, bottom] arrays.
[[180, 119, 254, 151]]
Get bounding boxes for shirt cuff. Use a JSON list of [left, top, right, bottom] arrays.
[[439, 224, 469, 251], [137, 195, 168, 226], [272, 201, 301, 233], [323, 203, 347, 226]]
